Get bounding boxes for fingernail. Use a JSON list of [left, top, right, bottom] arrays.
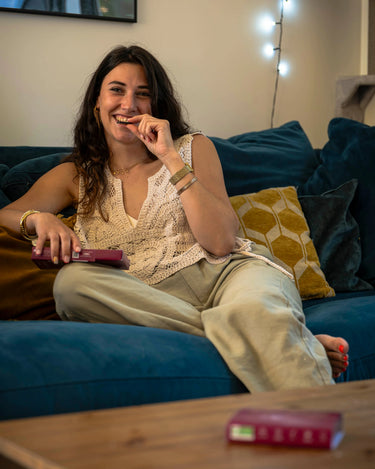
[[64, 256, 70, 264], [339, 345, 344, 353], [35, 250, 41, 255], [53, 256, 59, 265], [343, 355, 348, 361]]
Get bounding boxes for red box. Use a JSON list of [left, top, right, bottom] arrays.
[[226, 408, 344, 449], [32, 247, 130, 270]]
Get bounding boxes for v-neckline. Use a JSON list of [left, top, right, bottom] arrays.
[[106, 164, 166, 229]]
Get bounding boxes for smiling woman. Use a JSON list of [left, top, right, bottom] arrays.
[[0, 44, 349, 395], [0, 0, 137, 22]]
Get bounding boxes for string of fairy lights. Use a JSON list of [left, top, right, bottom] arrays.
[[259, 0, 292, 128]]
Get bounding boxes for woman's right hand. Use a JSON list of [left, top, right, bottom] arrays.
[[29, 212, 81, 264]]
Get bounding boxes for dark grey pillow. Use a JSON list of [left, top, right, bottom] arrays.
[[299, 179, 373, 292]]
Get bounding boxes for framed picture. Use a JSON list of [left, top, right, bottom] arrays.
[[0, 1, 137, 23]]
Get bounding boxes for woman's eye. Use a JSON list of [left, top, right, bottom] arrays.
[[137, 91, 151, 98], [110, 87, 123, 94]]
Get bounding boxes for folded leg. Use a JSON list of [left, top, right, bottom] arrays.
[[53, 262, 204, 336], [199, 256, 334, 392]]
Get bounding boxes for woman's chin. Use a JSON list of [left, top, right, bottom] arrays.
[[106, 132, 144, 149]]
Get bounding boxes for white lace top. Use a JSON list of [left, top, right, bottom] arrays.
[[74, 134, 292, 285]]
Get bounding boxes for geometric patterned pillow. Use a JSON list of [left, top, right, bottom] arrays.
[[230, 186, 335, 300]]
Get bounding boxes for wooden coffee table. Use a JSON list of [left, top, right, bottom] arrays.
[[0, 379, 374, 469]]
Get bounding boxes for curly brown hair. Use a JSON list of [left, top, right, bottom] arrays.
[[68, 45, 191, 219]]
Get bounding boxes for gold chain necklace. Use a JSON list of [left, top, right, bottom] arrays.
[[110, 158, 150, 177]]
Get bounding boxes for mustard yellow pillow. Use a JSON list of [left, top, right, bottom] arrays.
[[230, 186, 335, 300]]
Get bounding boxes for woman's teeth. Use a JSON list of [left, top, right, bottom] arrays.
[[116, 116, 130, 124]]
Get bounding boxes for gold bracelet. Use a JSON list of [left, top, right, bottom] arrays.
[[19, 209, 40, 241], [177, 176, 198, 196], [169, 164, 193, 185]]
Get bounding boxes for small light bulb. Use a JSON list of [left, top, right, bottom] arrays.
[[278, 61, 289, 76], [283, 0, 293, 12], [259, 15, 276, 33], [263, 43, 276, 58]]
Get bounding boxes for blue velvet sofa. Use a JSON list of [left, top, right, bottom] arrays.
[[1, 118, 375, 421]]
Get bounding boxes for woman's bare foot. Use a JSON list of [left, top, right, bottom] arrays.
[[315, 334, 349, 379]]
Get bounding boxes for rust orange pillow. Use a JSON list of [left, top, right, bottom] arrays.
[[0, 215, 76, 320]]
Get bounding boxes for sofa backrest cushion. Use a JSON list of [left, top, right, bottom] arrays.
[[0, 146, 72, 168], [210, 121, 320, 197], [1, 153, 69, 203], [298, 118, 375, 287]]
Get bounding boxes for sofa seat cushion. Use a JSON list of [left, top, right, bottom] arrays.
[[305, 292, 375, 383], [0, 321, 246, 420]]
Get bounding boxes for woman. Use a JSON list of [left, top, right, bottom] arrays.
[[0, 45, 348, 388]]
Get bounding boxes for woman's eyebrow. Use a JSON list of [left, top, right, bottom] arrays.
[[108, 80, 125, 86], [108, 81, 149, 89]]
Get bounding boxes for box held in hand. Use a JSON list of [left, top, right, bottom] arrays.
[[32, 247, 130, 269]]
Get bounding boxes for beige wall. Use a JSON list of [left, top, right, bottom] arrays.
[[0, 0, 368, 148]]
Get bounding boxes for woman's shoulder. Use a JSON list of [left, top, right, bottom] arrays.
[[49, 160, 77, 177], [191, 133, 214, 148], [40, 161, 79, 195], [174, 131, 206, 150]]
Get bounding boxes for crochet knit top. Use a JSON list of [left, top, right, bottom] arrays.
[[74, 134, 292, 285]]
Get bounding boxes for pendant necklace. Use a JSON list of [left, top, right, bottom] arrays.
[[110, 157, 150, 177]]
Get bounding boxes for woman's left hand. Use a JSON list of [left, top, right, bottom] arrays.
[[126, 114, 176, 161]]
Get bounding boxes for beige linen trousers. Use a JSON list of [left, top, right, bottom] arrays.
[[54, 245, 333, 392]]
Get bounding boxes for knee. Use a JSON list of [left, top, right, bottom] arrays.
[[54, 263, 86, 296], [215, 267, 304, 324], [248, 266, 303, 317], [53, 263, 91, 319]]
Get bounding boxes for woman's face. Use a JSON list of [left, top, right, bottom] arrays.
[[96, 62, 152, 149]]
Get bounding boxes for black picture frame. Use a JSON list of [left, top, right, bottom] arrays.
[[0, 1, 137, 23]]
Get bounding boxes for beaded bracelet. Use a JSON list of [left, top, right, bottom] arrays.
[[169, 164, 193, 185], [177, 176, 198, 196], [19, 209, 40, 241]]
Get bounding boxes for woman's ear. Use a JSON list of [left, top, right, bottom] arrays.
[[93, 106, 101, 127]]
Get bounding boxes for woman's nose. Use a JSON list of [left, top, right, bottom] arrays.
[[121, 92, 136, 111]]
